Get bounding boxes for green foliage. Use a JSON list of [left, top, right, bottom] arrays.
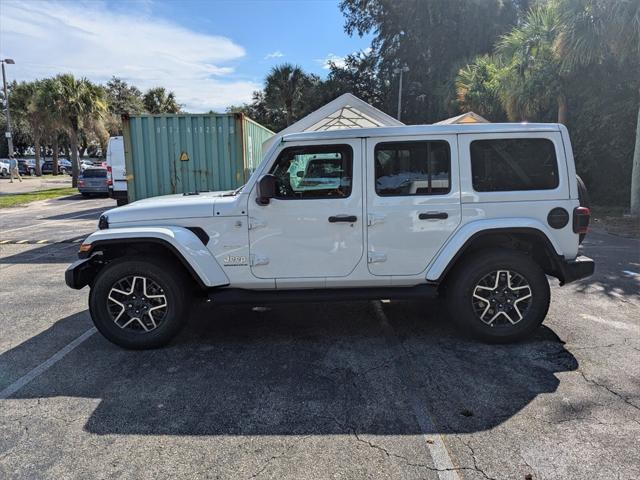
[[142, 87, 181, 114], [456, 56, 507, 121], [105, 77, 144, 115]]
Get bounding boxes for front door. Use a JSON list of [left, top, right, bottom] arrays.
[[366, 135, 461, 276], [248, 140, 364, 279]]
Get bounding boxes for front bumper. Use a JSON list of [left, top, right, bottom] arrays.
[[65, 257, 98, 289], [557, 255, 595, 285]]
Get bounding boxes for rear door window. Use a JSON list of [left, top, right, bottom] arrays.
[[374, 141, 451, 196], [470, 138, 559, 192]]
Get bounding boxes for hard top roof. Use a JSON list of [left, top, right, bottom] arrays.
[[281, 123, 562, 143]]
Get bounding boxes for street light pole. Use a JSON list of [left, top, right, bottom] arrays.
[[393, 65, 409, 122], [1, 58, 16, 157]]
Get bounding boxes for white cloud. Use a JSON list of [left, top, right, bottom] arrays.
[[315, 48, 373, 70], [264, 50, 284, 60], [316, 53, 346, 70], [0, 1, 260, 111]]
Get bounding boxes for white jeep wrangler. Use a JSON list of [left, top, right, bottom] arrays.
[[66, 123, 594, 349]]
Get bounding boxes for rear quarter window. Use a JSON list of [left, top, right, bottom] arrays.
[[470, 138, 559, 192]]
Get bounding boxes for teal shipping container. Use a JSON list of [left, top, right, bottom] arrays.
[[122, 113, 274, 202]]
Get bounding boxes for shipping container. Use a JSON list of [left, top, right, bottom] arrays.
[[122, 113, 274, 202]]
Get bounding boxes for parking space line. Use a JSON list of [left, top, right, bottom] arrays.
[[0, 207, 104, 235], [371, 301, 461, 480], [36, 239, 49, 244], [15, 240, 29, 244], [0, 327, 96, 400]]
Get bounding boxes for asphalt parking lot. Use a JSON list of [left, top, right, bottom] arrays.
[[1, 196, 638, 480]]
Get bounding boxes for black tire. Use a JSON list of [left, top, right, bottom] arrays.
[[116, 198, 128, 206], [81, 193, 91, 197], [576, 175, 589, 243], [446, 249, 550, 343], [89, 257, 190, 349]]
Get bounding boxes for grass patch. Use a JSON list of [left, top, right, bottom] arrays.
[[0, 187, 78, 208]]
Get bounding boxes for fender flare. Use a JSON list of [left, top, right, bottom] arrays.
[[81, 226, 230, 288], [426, 218, 564, 283]]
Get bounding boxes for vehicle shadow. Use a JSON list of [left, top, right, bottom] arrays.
[[43, 206, 109, 221], [0, 242, 79, 264], [572, 232, 640, 299], [2, 299, 578, 436]]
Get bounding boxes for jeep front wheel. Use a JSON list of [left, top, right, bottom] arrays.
[[89, 257, 189, 349], [446, 249, 550, 343]]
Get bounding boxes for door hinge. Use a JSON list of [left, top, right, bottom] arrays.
[[367, 213, 386, 226], [250, 254, 269, 267], [368, 252, 387, 264], [248, 217, 266, 230]]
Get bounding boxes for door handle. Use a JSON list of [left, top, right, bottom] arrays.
[[418, 212, 448, 220], [328, 215, 358, 223]]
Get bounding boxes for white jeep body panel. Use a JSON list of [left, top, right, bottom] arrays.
[[83, 123, 584, 291], [83, 226, 230, 287]]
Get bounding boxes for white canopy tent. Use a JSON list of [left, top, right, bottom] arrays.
[[262, 93, 403, 151]]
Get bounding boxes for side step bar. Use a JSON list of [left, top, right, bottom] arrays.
[[206, 284, 438, 305]]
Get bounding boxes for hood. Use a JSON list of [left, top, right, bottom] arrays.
[[105, 191, 233, 224]]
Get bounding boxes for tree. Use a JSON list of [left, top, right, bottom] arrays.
[[105, 77, 144, 115], [555, 0, 640, 214], [54, 74, 108, 186], [455, 55, 507, 121], [33, 77, 67, 174], [497, 3, 567, 123], [142, 87, 181, 114], [10, 81, 47, 175], [263, 64, 312, 127], [339, 0, 520, 123]]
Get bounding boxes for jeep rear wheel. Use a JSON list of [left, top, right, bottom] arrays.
[[446, 249, 550, 343], [89, 257, 189, 349]]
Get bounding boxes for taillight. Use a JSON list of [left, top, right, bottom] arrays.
[[78, 180, 85, 187], [573, 206, 590, 234], [107, 178, 112, 186]]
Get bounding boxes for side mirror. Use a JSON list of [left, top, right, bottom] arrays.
[[256, 174, 277, 205]]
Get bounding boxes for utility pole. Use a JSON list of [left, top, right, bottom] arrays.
[[1, 58, 16, 157], [394, 65, 409, 122]]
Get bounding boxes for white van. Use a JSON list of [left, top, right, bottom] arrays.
[[106, 136, 127, 206]]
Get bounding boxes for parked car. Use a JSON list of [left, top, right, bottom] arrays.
[[41, 160, 69, 175], [17, 159, 35, 176], [106, 136, 127, 206], [0, 159, 9, 177], [66, 122, 593, 350], [77, 167, 109, 196]]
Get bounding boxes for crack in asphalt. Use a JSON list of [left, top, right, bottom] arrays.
[[247, 435, 313, 479], [578, 370, 640, 414], [461, 439, 498, 480]]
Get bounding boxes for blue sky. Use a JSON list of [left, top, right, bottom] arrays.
[[0, 0, 373, 111]]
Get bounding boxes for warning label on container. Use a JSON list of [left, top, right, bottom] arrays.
[[179, 151, 189, 161]]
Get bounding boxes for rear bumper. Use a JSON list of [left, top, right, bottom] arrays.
[[79, 187, 109, 194], [65, 257, 98, 289], [557, 255, 595, 285]]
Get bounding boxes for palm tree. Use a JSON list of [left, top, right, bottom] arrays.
[[556, 0, 640, 215], [264, 64, 309, 126], [496, 3, 566, 123], [456, 55, 506, 121], [54, 74, 108, 186], [142, 87, 180, 114], [33, 77, 65, 174], [11, 81, 47, 175]]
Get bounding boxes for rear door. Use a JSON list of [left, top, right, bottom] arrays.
[[366, 135, 461, 276], [107, 136, 127, 193]]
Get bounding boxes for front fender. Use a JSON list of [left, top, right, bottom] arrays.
[[81, 226, 230, 288], [425, 218, 563, 282]]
